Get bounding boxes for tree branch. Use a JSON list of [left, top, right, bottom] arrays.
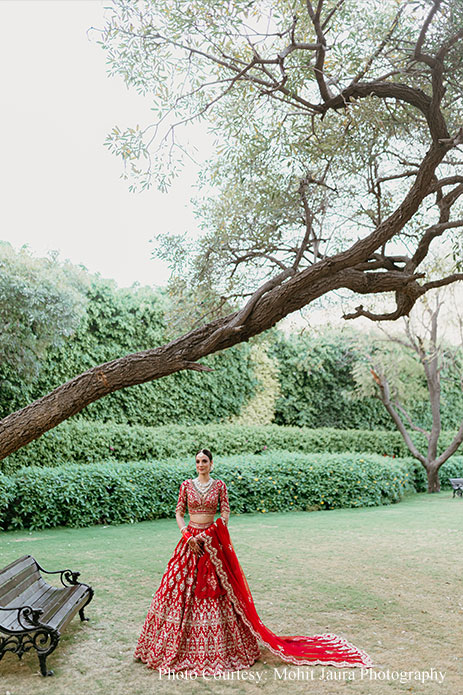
[[369, 368, 427, 464], [435, 420, 463, 467], [305, 0, 333, 102]]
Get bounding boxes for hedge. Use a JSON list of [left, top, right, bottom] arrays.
[[3, 420, 463, 475], [0, 471, 14, 517], [0, 277, 256, 426], [2, 452, 462, 531], [269, 329, 463, 431]]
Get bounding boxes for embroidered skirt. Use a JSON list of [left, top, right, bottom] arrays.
[[133, 523, 261, 675]]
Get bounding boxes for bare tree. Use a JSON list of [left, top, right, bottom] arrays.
[[368, 290, 463, 492]]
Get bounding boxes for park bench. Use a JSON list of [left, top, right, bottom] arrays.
[[0, 554, 94, 676], [449, 478, 463, 498]]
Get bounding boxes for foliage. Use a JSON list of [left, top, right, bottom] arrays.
[[351, 332, 463, 427], [0, 242, 88, 383], [0, 452, 433, 531], [270, 325, 463, 431], [0, 471, 15, 516], [269, 327, 393, 428], [228, 340, 281, 425], [97, 0, 463, 332], [350, 334, 428, 403], [0, 273, 256, 424], [3, 419, 463, 475]]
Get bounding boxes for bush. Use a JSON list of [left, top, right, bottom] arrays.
[[269, 328, 463, 431], [0, 452, 440, 531], [0, 471, 15, 526], [3, 420, 463, 475], [0, 277, 256, 426], [218, 452, 415, 514], [2, 461, 186, 531]]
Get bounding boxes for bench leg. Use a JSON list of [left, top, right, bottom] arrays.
[[79, 587, 95, 622], [78, 607, 89, 622], [34, 628, 60, 677], [38, 651, 54, 677]]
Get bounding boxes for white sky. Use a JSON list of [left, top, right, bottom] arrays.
[[0, 0, 211, 289]]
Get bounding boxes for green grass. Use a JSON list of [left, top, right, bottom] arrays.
[[0, 492, 462, 695]]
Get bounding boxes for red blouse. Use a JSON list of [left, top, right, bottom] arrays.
[[175, 478, 230, 517]]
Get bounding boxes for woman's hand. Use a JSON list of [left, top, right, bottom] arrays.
[[188, 537, 204, 557]]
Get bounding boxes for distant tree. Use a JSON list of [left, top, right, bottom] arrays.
[[0, 242, 87, 380], [353, 286, 463, 492]]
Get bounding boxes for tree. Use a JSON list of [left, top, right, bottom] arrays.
[[353, 286, 463, 492], [0, 242, 87, 381], [1, 0, 463, 460]]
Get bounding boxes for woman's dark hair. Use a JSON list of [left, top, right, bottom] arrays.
[[196, 448, 213, 462]]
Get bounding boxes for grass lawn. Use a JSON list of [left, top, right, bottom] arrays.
[[0, 491, 461, 695]]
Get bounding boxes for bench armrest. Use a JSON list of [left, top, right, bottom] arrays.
[[0, 604, 44, 630], [35, 561, 82, 588]]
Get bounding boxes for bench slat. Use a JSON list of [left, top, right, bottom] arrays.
[[38, 586, 76, 625], [0, 555, 35, 579], [1, 584, 56, 631], [0, 557, 38, 596], [3, 578, 52, 611], [0, 570, 45, 606], [47, 586, 89, 631]]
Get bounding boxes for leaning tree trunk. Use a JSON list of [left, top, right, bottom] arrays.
[[0, 137, 456, 461], [425, 463, 441, 493]]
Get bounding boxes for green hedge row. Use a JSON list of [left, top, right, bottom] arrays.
[[2, 452, 462, 531], [0, 277, 256, 426], [3, 420, 463, 475], [269, 329, 463, 431]]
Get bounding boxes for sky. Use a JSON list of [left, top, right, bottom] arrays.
[[0, 0, 336, 333], [0, 0, 211, 289]]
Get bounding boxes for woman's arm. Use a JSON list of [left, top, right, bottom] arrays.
[[176, 511, 187, 533], [175, 482, 188, 536], [220, 481, 230, 526]]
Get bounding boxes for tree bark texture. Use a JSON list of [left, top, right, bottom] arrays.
[[426, 464, 441, 493]]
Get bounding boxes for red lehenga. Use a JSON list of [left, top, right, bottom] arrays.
[[134, 478, 373, 675]]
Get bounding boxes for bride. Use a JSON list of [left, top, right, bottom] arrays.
[[134, 448, 373, 675]]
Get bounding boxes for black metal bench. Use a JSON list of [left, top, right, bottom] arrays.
[[0, 555, 94, 676], [450, 478, 463, 498]]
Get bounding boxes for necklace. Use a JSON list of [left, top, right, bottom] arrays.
[[192, 476, 214, 495]]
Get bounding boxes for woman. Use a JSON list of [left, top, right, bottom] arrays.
[[134, 449, 373, 675]]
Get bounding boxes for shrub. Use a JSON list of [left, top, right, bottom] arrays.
[[3, 462, 186, 531], [0, 277, 256, 426], [3, 420, 462, 475], [0, 471, 15, 528], [2, 452, 447, 531]]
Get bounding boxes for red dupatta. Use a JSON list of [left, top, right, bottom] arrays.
[[199, 518, 374, 668]]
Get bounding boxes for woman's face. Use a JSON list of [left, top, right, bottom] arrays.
[[196, 452, 212, 476]]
